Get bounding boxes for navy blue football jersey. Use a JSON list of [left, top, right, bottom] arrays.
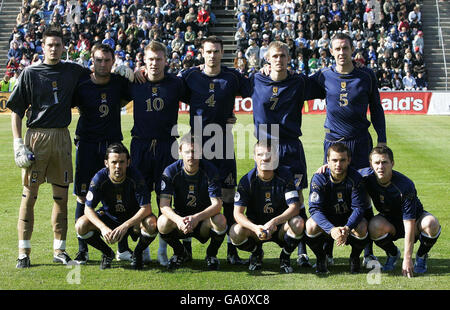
[[73, 74, 128, 142], [251, 72, 323, 141], [234, 166, 300, 225], [85, 166, 151, 224], [311, 66, 386, 143], [160, 159, 222, 217], [181, 66, 251, 131], [308, 167, 367, 234], [359, 168, 424, 221], [126, 73, 187, 140]]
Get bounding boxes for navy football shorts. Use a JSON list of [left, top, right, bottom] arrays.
[[74, 140, 119, 196], [323, 131, 373, 170], [278, 139, 308, 190], [130, 137, 178, 194]]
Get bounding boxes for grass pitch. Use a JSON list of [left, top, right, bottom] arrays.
[[0, 113, 448, 291]]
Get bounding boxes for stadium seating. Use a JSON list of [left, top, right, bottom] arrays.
[[233, 0, 427, 90]]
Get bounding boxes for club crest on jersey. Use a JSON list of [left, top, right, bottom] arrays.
[[117, 194, 122, 203], [152, 87, 158, 96], [101, 93, 107, 103], [209, 83, 215, 93], [272, 86, 278, 96], [340, 82, 346, 91], [380, 195, 384, 204], [337, 192, 343, 202], [189, 185, 195, 193], [265, 192, 271, 201], [81, 184, 87, 193], [52, 81, 58, 90]]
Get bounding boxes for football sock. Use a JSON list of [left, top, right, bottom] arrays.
[[348, 233, 369, 258], [363, 207, 375, 256], [117, 233, 130, 253], [305, 232, 326, 260], [134, 231, 156, 255], [297, 207, 308, 256], [284, 231, 302, 254], [206, 228, 226, 257], [363, 240, 374, 257], [234, 237, 259, 254], [373, 233, 398, 257], [323, 239, 334, 257], [417, 228, 441, 257], [160, 231, 184, 256], [182, 238, 192, 254], [83, 231, 113, 256]]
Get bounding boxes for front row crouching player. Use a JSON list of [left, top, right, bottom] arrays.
[[157, 133, 227, 270], [306, 143, 369, 274], [361, 146, 441, 277], [231, 141, 305, 273], [75, 143, 158, 270]]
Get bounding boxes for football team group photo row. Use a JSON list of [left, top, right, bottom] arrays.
[[7, 27, 440, 278]]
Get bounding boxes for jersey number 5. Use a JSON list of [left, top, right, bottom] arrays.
[[339, 93, 348, 107]]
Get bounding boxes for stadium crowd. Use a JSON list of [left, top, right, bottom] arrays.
[[5, 0, 216, 87], [233, 0, 428, 90]]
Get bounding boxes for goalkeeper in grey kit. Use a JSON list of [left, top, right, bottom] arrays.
[[7, 27, 136, 269]]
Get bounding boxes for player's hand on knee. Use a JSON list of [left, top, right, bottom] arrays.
[[13, 138, 34, 168], [101, 227, 113, 243], [256, 225, 269, 240]]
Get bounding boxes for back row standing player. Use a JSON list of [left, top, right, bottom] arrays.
[[71, 44, 134, 264], [311, 32, 387, 266], [8, 27, 91, 268], [180, 36, 251, 265], [125, 41, 188, 266]]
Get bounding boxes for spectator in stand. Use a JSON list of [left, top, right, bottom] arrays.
[[184, 25, 196, 46], [379, 71, 393, 90], [0, 75, 10, 92], [233, 49, 247, 72], [235, 27, 249, 51], [237, 13, 251, 33], [171, 32, 185, 55], [402, 70, 417, 90], [391, 72, 404, 90], [197, 5, 210, 36], [413, 31, 424, 54], [102, 31, 115, 49], [8, 42, 23, 63], [408, 4, 422, 24], [245, 39, 259, 66], [416, 72, 428, 90]]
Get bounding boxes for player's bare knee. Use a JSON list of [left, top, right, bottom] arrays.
[[420, 214, 440, 236], [288, 215, 305, 235], [229, 223, 244, 242], [211, 213, 227, 231], [142, 215, 158, 234], [305, 217, 320, 235], [157, 214, 174, 234], [354, 218, 368, 237], [75, 216, 90, 235], [369, 216, 391, 239]]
